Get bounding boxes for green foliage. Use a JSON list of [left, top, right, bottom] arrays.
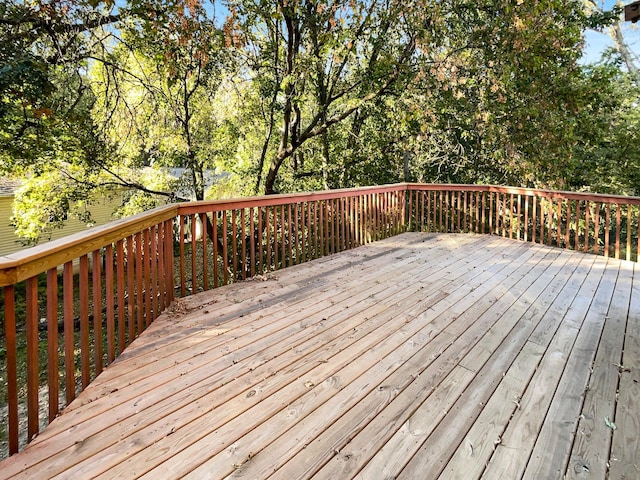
[[12, 168, 95, 244], [1, 0, 639, 248], [569, 55, 640, 195]]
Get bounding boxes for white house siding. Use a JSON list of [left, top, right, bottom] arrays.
[[0, 192, 125, 258], [0, 196, 18, 257]]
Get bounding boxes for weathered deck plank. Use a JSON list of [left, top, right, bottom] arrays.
[[608, 261, 640, 479], [565, 258, 629, 479], [0, 233, 636, 480]]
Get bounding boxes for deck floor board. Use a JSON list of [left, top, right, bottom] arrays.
[[0, 233, 637, 480]]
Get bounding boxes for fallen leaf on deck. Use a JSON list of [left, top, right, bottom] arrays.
[[604, 417, 616, 430]]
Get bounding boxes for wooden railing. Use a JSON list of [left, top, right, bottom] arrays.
[[1, 183, 639, 457], [406, 184, 640, 261], [0, 184, 405, 456]]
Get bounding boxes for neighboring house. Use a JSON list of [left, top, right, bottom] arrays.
[[167, 167, 225, 200], [0, 168, 225, 257], [0, 177, 126, 258]]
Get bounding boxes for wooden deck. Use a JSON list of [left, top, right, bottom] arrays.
[[1, 233, 638, 479]]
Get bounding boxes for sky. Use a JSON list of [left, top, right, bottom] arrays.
[[581, 0, 640, 64]]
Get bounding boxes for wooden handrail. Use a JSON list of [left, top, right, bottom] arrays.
[[2, 182, 640, 457], [405, 184, 640, 261], [406, 183, 640, 205], [0, 205, 178, 287], [4, 182, 637, 286]]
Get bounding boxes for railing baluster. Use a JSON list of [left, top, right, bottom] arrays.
[[302, 201, 307, 258], [509, 193, 514, 239], [79, 255, 90, 388], [150, 226, 158, 320], [201, 213, 208, 291], [250, 208, 256, 276], [26, 276, 38, 442], [265, 207, 271, 271], [374, 193, 379, 239], [93, 250, 104, 376], [378, 192, 384, 236], [63, 261, 75, 403], [325, 200, 330, 253], [496, 193, 506, 237], [532, 196, 537, 243], [481, 192, 487, 234], [615, 203, 621, 259], [134, 233, 143, 333], [105, 244, 115, 363], [637, 206, 640, 262], [213, 212, 220, 285], [257, 207, 265, 275], [157, 224, 166, 311], [546, 198, 553, 246], [419, 190, 424, 232], [4, 285, 18, 455], [179, 217, 186, 297], [389, 192, 394, 235], [287, 203, 293, 264], [334, 197, 340, 251], [565, 200, 571, 249], [308, 202, 314, 255], [366, 193, 371, 240], [516, 194, 521, 241], [472, 192, 477, 233], [223, 211, 229, 282], [489, 192, 494, 235], [143, 230, 151, 328], [293, 203, 299, 264], [593, 202, 600, 255], [605, 204, 611, 257], [444, 192, 453, 233], [575, 201, 581, 251], [190, 215, 197, 291], [232, 210, 238, 279], [241, 208, 247, 277], [344, 197, 350, 248], [166, 219, 175, 304], [539, 197, 544, 244], [312, 201, 319, 255], [523, 195, 528, 242], [500, 193, 506, 238], [626, 206, 632, 261], [438, 191, 443, 232], [584, 202, 590, 253], [556, 200, 562, 247], [280, 205, 285, 266], [126, 236, 136, 339], [116, 240, 126, 352], [274, 205, 280, 269], [47, 267, 59, 421]]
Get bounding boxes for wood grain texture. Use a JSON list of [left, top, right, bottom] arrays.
[[0, 233, 637, 480], [608, 261, 640, 479]]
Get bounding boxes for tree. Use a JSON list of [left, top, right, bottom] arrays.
[[2, 0, 240, 241], [396, 0, 621, 188], [569, 55, 640, 195], [583, 0, 638, 77], [230, 0, 431, 194], [0, 0, 120, 174], [92, 0, 236, 201]]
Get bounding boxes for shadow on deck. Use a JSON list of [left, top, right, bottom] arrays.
[[0, 233, 638, 479]]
